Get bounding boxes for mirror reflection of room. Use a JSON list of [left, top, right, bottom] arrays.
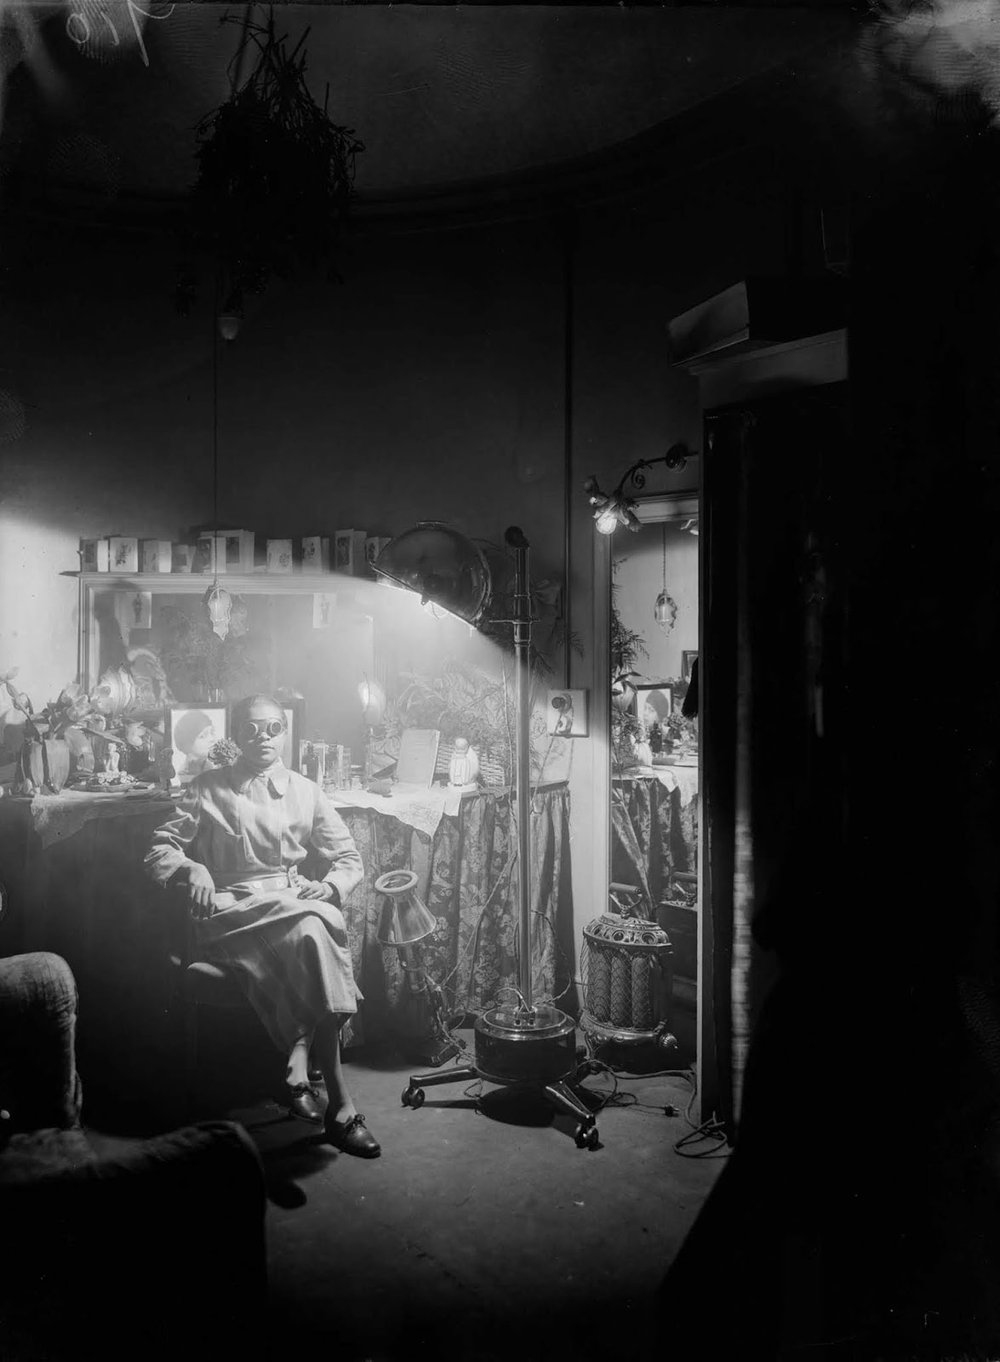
[[611, 511, 700, 1052]]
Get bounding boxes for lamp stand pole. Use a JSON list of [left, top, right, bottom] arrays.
[[397, 524, 601, 1149], [507, 526, 534, 1008]]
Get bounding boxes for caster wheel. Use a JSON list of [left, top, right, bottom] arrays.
[[402, 1086, 426, 1109], [574, 1122, 599, 1151]]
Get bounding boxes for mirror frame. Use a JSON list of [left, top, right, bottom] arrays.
[[74, 571, 362, 693], [591, 484, 703, 1113]]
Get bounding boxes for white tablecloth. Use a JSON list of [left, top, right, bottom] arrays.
[[27, 788, 174, 848], [630, 763, 699, 808], [326, 781, 466, 840]]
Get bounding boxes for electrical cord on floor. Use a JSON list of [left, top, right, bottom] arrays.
[[574, 1055, 731, 1157], [673, 1069, 731, 1159]]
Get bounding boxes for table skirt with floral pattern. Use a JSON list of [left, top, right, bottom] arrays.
[[611, 775, 697, 915], [337, 784, 573, 1045], [0, 785, 573, 1065]]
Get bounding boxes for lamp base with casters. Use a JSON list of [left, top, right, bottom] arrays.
[[400, 1003, 601, 1150]]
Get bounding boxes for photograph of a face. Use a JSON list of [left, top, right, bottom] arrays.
[[634, 685, 673, 730], [165, 705, 228, 787]]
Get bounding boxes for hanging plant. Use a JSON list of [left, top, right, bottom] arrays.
[[178, 14, 365, 316]]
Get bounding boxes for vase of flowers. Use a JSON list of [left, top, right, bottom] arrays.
[[1, 671, 96, 794]]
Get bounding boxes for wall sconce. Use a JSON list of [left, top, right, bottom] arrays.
[[584, 443, 695, 536]]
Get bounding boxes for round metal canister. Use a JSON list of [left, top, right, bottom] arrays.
[[580, 912, 673, 1045], [474, 1004, 577, 1086]]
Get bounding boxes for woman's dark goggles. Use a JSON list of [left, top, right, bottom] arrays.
[[240, 719, 286, 739]]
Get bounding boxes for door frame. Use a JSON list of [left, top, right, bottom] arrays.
[[591, 485, 710, 1123]]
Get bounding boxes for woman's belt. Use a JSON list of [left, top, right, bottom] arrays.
[[214, 868, 299, 892]]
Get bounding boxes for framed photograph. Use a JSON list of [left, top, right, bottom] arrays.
[[682, 650, 699, 684], [140, 539, 172, 574], [334, 529, 367, 576], [266, 539, 294, 574], [165, 704, 228, 788], [222, 530, 254, 572], [281, 701, 303, 771], [80, 538, 110, 573], [546, 688, 588, 737], [633, 684, 673, 730], [301, 536, 330, 573], [109, 536, 139, 574], [171, 543, 195, 574]]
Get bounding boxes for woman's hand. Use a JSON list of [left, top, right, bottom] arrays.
[[185, 863, 218, 919], [296, 879, 333, 902]]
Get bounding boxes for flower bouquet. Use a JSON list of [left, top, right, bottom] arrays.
[[1, 670, 98, 794]]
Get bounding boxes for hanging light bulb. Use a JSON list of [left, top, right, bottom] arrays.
[[204, 584, 233, 640], [654, 524, 678, 632]]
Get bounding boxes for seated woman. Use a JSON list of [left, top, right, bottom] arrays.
[[145, 693, 380, 1158]]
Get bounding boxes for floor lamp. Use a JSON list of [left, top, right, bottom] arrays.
[[374, 523, 600, 1149]]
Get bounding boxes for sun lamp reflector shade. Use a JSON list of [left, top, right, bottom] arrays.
[[373, 522, 491, 625]]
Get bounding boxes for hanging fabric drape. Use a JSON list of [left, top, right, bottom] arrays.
[[702, 386, 848, 1131]]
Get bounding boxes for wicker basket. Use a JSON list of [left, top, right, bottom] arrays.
[[434, 739, 509, 789]]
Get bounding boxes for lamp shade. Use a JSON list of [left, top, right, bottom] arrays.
[[358, 678, 386, 727], [373, 522, 491, 625], [204, 584, 233, 639], [374, 870, 437, 946]]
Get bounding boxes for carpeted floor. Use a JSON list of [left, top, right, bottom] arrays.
[[218, 1029, 722, 1362]]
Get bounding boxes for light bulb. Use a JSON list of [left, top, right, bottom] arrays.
[[595, 504, 620, 535]]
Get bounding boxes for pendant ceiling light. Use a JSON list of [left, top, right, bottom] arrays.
[[204, 583, 233, 639], [654, 523, 677, 631]]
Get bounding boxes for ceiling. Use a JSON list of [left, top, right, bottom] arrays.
[[0, 4, 855, 210]]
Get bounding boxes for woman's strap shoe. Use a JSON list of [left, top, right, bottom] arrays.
[[326, 1112, 381, 1158], [288, 1083, 325, 1124]]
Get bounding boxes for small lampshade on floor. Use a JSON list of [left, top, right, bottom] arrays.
[[374, 870, 461, 1069]]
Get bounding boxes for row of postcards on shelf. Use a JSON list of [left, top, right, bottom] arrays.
[[79, 530, 392, 577]]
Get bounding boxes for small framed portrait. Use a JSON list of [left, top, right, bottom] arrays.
[[682, 651, 699, 684], [280, 701, 303, 770], [109, 536, 139, 574], [165, 704, 228, 788], [546, 688, 588, 737], [634, 684, 673, 730]]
